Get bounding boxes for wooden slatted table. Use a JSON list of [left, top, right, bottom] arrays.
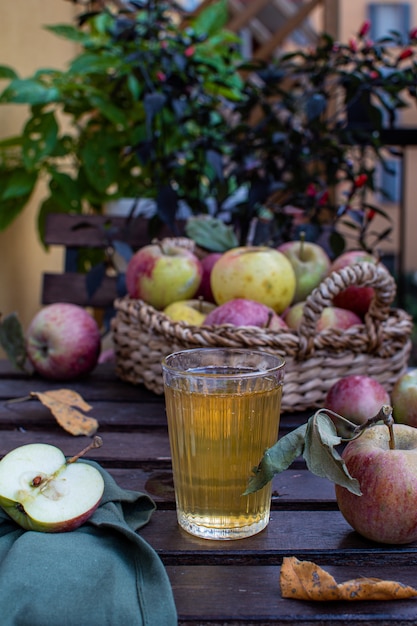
[[1, 361, 416, 625]]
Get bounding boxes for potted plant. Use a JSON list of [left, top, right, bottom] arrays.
[[219, 20, 417, 257], [1, 6, 417, 263], [0, 0, 245, 251]]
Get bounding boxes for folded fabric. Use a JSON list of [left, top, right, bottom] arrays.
[[0, 461, 177, 626]]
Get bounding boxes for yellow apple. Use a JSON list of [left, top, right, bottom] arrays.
[[210, 246, 296, 313], [163, 299, 216, 325]]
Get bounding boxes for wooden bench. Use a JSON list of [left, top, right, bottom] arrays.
[[41, 212, 184, 309]]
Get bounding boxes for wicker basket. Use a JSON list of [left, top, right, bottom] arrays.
[[111, 244, 413, 412]]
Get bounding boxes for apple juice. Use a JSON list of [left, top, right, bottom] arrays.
[[163, 358, 283, 540]]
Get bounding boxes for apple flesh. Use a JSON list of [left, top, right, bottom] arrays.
[[125, 242, 203, 309], [203, 298, 288, 330], [0, 443, 104, 532], [325, 375, 390, 425], [210, 246, 296, 314], [26, 303, 101, 381], [335, 424, 417, 544], [277, 240, 331, 303], [392, 369, 417, 427]]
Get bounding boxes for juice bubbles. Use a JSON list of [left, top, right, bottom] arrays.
[[162, 349, 285, 540]]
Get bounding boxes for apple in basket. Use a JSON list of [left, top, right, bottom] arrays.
[[210, 246, 296, 314], [0, 440, 104, 532], [335, 423, 417, 544], [126, 241, 203, 310], [329, 250, 379, 318], [203, 298, 288, 329], [283, 302, 362, 331], [277, 239, 331, 303], [26, 303, 101, 381], [195, 252, 223, 303], [163, 299, 216, 325]]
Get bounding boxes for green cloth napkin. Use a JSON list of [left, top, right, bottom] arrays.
[[0, 461, 177, 626]]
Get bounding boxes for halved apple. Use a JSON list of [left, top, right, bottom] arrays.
[[0, 442, 104, 532]]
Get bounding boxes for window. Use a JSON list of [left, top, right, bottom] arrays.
[[368, 3, 411, 40], [377, 158, 402, 204]]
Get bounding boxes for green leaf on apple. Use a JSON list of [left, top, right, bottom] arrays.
[[0, 312, 28, 372], [244, 409, 362, 496]]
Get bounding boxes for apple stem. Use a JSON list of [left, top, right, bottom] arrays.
[[352, 405, 396, 449], [31, 436, 104, 491], [299, 231, 306, 262], [5, 395, 32, 405], [67, 436, 103, 464], [266, 311, 274, 329]]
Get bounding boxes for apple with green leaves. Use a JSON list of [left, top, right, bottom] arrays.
[[335, 423, 417, 544], [0, 439, 104, 532]]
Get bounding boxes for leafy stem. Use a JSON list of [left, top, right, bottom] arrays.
[[244, 404, 395, 497]]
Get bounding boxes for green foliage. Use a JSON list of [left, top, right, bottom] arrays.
[[225, 24, 417, 253], [245, 409, 362, 496], [0, 0, 245, 244], [0, 313, 28, 372], [1, 6, 417, 257]]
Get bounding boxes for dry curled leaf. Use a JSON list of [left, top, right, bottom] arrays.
[[280, 557, 417, 601], [30, 389, 98, 436]]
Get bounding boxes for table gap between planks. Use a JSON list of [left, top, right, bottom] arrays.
[[0, 361, 416, 625]]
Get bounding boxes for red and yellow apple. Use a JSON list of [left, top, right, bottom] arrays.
[[335, 424, 417, 544], [325, 375, 390, 425], [329, 250, 379, 318], [284, 302, 362, 331], [392, 369, 417, 427], [203, 298, 288, 330], [26, 303, 101, 381], [195, 252, 222, 303], [210, 246, 296, 314], [125, 242, 203, 309], [0, 442, 104, 532]]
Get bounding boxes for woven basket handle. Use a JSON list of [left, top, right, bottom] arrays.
[[297, 262, 397, 357]]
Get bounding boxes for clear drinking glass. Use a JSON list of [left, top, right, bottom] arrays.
[[161, 348, 285, 540]]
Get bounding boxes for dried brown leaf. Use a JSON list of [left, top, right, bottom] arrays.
[[280, 557, 417, 601], [30, 390, 98, 436]]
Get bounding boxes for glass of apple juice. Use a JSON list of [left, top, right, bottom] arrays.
[[161, 348, 285, 540]]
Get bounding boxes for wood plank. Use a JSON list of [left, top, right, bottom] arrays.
[[107, 467, 336, 508], [42, 273, 121, 307], [0, 399, 168, 430], [43, 213, 185, 248], [139, 509, 417, 567], [168, 564, 417, 624], [253, 0, 322, 61], [0, 430, 172, 467], [0, 366, 160, 403]]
